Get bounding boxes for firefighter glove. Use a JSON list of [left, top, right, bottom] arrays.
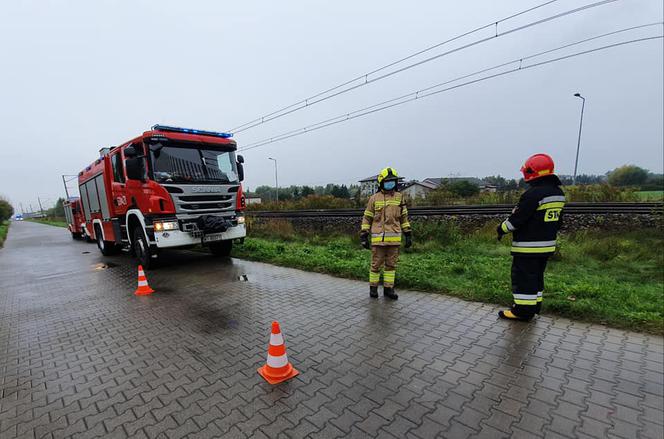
[[404, 232, 413, 248], [496, 224, 506, 241], [360, 232, 371, 250]]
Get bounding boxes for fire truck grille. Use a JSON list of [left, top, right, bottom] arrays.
[[166, 185, 237, 214], [180, 202, 233, 210], [178, 195, 233, 202]]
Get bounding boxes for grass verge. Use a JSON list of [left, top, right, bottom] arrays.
[[636, 190, 664, 201], [26, 218, 68, 228], [0, 220, 8, 248], [232, 222, 664, 334]]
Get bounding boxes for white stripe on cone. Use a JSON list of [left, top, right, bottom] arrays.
[[267, 354, 289, 368], [270, 333, 284, 346], [138, 280, 148, 287]]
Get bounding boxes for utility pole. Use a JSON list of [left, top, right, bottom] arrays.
[[62, 175, 71, 199], [268, 157, 279, 202], [20, 203, 24, 214], [37, 197, 44, 216], [573, 92, 586, 186], [29, 203, 33, 214]]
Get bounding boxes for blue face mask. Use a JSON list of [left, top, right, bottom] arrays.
[[383, 181, 396, 191]]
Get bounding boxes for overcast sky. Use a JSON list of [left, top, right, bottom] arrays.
[[1, 0, 662, 210]]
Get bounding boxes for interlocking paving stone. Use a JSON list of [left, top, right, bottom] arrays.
[[1, 221, 662, 438]]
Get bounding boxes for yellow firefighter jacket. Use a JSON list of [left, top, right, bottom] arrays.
[[361, 191, 411, 246]]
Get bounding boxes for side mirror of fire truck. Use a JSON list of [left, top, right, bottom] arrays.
[[237, 154, 245, 182]]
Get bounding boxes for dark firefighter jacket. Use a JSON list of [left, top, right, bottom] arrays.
[[361, 191, 411, 246], [500, 175, 565, 256]]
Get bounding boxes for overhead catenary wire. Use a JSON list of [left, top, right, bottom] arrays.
[[238, 30, 663, 152], [228, 0, 621, 134]]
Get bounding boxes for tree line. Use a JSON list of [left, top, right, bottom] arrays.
[[251, 184, 360, 202]]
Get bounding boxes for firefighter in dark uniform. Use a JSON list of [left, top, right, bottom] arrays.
[[497, 153, 565, 321], [360, 167, 412, 300]]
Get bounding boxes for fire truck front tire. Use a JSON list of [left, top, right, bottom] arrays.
[[95, 225, 118, 256], [209, 240, 233, 257], [132, 227, 156, 269], [71, 232, 82, 240]]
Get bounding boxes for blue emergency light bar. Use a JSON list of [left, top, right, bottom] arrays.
[[152, 124, 233, 138]]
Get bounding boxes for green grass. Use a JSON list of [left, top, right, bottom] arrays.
[[0, 220, 8, 248], [232, 223, 664, 334], [26, 218, 68, 228], [636, 190, 664, 201]]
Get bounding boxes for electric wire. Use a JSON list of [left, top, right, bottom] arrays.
[[238, 31, 663, 152], [228, 0, 620, 133], [242, 22, 661, 150]]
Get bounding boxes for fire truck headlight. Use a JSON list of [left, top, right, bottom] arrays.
[[154, 220, 178, 232], [237, 216, 245, 224]]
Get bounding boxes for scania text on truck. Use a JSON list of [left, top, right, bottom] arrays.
[[77, 125, 247, 268]]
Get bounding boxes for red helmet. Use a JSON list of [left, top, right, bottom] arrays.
[[521, 153, 555, 182]]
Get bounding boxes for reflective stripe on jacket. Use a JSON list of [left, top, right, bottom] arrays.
[[361, 191, 411, 246], [499, 175, 565, 256]]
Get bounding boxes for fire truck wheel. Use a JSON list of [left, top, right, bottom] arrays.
[[71, 232, 82, 240], [95, 225, 118, 256], [209, 240, 233, 257], [132, 227, 156, 269]]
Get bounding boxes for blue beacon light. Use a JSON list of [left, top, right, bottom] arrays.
[[152, 124, 233, 138]]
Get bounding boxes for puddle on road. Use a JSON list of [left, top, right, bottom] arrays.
[[92, 262, 118, 271], [191, 303, 241, 334]]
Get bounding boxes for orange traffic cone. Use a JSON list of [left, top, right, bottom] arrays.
[[134, 265, 155, 296], [258, 321, 299, 384]]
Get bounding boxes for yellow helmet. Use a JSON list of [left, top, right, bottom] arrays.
[[377, 167, 399, 184]]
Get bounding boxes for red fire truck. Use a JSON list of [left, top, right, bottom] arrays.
[[77, 125, 246, 268], [63, 197, 88, 240]]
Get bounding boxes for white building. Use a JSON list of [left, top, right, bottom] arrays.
[[401, 180, 438, 199]]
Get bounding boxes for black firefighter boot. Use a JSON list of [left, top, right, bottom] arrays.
[[384, 287, 398, 300], [370, 286, 379, 298]]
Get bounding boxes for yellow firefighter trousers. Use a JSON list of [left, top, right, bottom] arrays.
[[370, 246, 400, 287]]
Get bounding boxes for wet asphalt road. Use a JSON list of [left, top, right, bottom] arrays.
[[0, 221, 662, 439]]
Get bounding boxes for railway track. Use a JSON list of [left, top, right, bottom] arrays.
[[247, 202, 663, 218]]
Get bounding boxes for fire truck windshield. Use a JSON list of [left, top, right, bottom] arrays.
[[149, 143, 238, 184]]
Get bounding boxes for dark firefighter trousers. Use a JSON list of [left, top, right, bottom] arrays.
[[511, 255, 548, 318], [370, 246, 399, 288]]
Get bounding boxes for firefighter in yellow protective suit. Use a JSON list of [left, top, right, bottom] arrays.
[[360, 167, 412, 300]]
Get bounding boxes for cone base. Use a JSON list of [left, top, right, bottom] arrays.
[[258, 364, 299, 385], [134, 287, 155, 296]]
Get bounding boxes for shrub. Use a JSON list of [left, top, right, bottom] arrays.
[[0, 198, 14, 222], [246, 194, 355, 211], [411, 220, 460, 246], [608, 165, 649, 187], [247, 218, 296, 241], [564, 184, 638, 202]]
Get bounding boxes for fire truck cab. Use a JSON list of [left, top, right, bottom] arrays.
[[63, 197, 87, 240], [77, 125, 247, 268]]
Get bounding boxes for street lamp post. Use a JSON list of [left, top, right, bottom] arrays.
[[573, 92, 586, 186], [268, 157, 279, 202]]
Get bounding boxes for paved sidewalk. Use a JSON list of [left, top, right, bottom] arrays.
[[1, 221, 662, 438]]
